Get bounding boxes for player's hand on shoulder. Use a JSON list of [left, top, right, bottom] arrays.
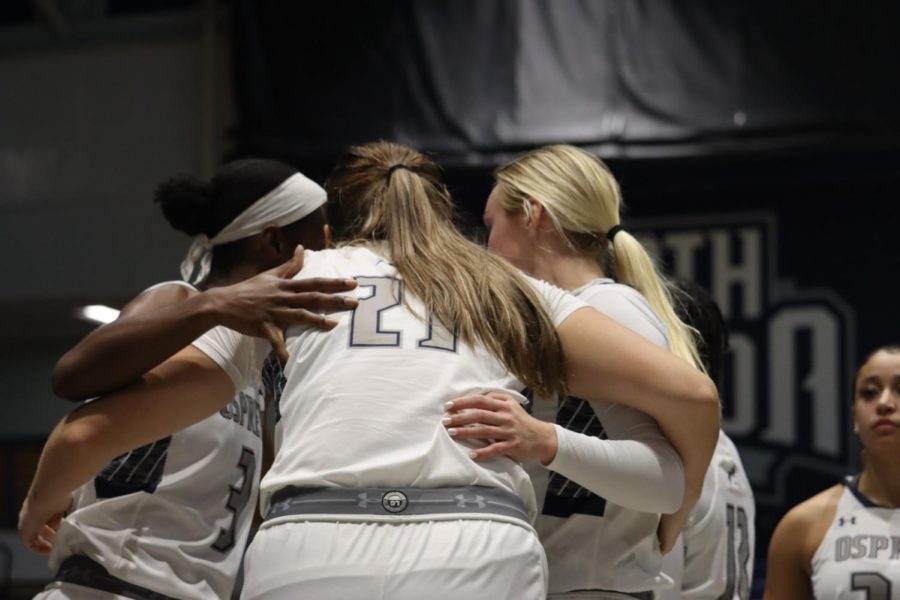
[[205, 245, 359, 363], [443, 392, 558, 464]]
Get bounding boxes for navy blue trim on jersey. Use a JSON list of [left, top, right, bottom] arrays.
[[94, 437, 171, 498], [521, 388, 535, 415], [571, 277, 615, 296], [543, 493, 608, 518], [261, 351, 285, 424], [563, 588, 654, 600], [53, 555, 179, 600], [543, 396, 609, 518], [843, 474, 891, 509]]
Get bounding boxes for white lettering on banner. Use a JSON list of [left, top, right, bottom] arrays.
[[763, 307, 842, 456], [632, 213, 855, 507], [724, 333, 756, 436], [663, 231, 705, 281], [710, 229, 762, 319]]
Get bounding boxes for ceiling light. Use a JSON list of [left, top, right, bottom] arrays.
[[76, 304, 120, 325]]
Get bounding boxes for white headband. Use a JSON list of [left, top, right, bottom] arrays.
[[180, 172, 327, 284]]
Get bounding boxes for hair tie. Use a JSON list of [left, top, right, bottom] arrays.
[[606, 224, 624, 243], [386, 164, 411, 181]]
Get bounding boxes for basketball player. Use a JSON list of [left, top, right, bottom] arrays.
[[443, 144, 711, 598], [667, 278, 756, 600], [20, 142, 720, 599], [763, 345, 900, 600], [25, 159, 355, 600]]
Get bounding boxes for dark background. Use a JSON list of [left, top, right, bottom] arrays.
[[1, 0, 898, 596]]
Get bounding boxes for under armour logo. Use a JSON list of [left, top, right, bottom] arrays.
[[455, 494, 486, 508], [838, 516, 857, 526], [357, 492, 377, 507]]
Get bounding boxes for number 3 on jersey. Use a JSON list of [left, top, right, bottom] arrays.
[[851, 572, 891, 600], [212, 447, 256, 552], [350, 276, 457, 351]]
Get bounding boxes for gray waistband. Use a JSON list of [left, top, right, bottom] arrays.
[[266, 485, 530, 523]]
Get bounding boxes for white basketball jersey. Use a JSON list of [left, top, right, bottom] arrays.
[[681, 431, 756, 599], [193, 246, 587, 522], [536, 279, 677, 595], [810, 478, 900, 600], [49, 284, 266, 600]]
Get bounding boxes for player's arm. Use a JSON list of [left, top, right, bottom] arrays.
[[444, 394, 684, 514], [549, 401, 685, 513], [53, 247, 358, 401], [20, 346, 235, 554], [53, 283, 200, 401], [762, 498, 820, 600], [678, 460, 720, 583], [558, 307, 720, 542]]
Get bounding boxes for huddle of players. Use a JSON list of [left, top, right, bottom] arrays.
[[19, 142, 897, 599]]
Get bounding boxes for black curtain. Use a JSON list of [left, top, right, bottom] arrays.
[[231, 3, 900, 595], [233, 0, 900, 166]]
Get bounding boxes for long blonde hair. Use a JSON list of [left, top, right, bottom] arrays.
[[325, 141, 566, 397], [495, 144, 705, 372]]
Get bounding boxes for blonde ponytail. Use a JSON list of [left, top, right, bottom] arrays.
[[611, 231, 705, 371], [496, 144, 705, 372]]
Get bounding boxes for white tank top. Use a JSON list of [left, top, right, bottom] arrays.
[[810, 477, 900, 600], [680, 431, 756, 599], [49, 282, 267, 600]]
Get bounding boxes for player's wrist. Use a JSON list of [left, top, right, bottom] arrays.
[[23, 485, 69, 519], [195, 288, 234, 331], [538, 421, 559, 466]]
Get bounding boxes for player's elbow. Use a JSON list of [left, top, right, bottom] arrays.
[[690, 375, 721, 436], [52, 354, 88, 402], [694, 374, 720, 413], [56, 418, 104, 461]]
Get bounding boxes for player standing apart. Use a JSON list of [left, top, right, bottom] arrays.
[[763, 345, 900, 600]]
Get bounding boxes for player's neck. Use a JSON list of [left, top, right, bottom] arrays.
[[207, 263, 258, 288], [858, 455, 900, 507], [532, 252, 605, 292]]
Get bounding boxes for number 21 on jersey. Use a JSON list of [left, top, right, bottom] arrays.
[[349, 276, 457, 351]]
